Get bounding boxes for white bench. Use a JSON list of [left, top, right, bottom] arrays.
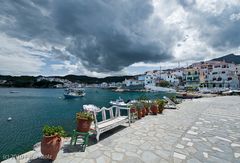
[[83, 105, 130, 142]]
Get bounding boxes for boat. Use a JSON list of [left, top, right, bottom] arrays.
[[7, 117, 12, 121], [222, 90, 240, 95], [10, 91, 20, 93], [176, 92, 202, 99], [64, 88, 85, 99], [110, 97, 129, 107]]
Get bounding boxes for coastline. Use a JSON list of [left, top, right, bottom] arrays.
[[2, 96, 240, 163]]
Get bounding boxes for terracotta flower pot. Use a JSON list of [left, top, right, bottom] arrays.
[[137, 110, 142, 119], [41, 135, 61, 160], [150, 105, 158, 115], [130, 108, 136, 113], [145, 107, 149, 115], [141, 108, 146, 117], [77, 118, 92, 132]]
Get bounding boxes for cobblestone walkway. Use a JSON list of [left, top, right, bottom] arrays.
[[3, 96, 240, 163]]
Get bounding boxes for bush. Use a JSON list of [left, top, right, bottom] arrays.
[[42, 125, 66, 137], [157, 80, 170, 87], [76, 112, 94, 121]]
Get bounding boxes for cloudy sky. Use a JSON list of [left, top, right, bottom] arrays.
[[0, 0, 240, 77]]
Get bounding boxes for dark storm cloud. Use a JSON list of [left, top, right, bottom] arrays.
[[2, 0, 239, 73], [0, 0, 178, 72], [51, 0, 176, 72]]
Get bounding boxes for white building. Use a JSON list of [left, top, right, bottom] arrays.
[[124, 79, 144, 87], [144, 71, 158, 86]]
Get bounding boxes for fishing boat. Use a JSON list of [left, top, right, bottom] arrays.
[[176, 92, 202, 99], [110, 97, 128, 107], [64, 88, 85, 99]]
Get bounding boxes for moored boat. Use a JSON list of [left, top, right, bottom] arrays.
[[110, 97, 128, 107], [64, 88, 85, 99]]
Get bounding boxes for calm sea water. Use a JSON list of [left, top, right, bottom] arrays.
[[0, 88, 174, 160]]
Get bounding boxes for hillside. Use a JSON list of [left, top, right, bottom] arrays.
[[0, 75, 133, 87], [211, 53, 240, 64]]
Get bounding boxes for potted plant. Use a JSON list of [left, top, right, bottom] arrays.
[[142, 101, 150, 115], [141, 107, 146, 117], [150, 102, 158, 115], [135, 102, 144, 119], [76, 111, 94, 132], [156, 99, 165, 114], [130, 105, 137, 113], [41, 125, 66, 160]]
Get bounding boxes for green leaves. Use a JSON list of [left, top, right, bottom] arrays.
[[155, 99, 166, 107], [42, 125, 66, 137], [76, 112, 94, 121]]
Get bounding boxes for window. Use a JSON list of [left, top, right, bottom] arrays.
[[212, 72, 217, 75], [222, 71, 225, 74], [228, 77, 232, 81], [188, 72, 191, 75], [195, 71, 198, 75], [217, 77, 222, 81]]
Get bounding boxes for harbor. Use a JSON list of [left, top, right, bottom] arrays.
[[2, 96, 240, 163], [0, 87, 174, 161]]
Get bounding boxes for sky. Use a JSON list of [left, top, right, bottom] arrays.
[[0, 0, 240, 77]]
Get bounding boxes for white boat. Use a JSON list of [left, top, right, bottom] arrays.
[[222, 89, 240, 95], [110, 97, 129, 107], [7, 117, 12, 121], [10, 91, 20, 93], [64, 88, 85, 99]]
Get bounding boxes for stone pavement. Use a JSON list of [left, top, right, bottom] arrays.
[[3, 96, 240, 163]]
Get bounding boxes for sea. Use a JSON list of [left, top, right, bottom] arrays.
[[0, 87, 174, 161]]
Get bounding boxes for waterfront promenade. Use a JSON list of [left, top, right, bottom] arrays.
[[3, 96, 240, 163]]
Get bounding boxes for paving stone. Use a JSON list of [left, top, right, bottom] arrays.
[[81, 158, 95, 163], [96, 155, 111, 163], [187, 130, 198, 135], [141, 151, 160, 162], [182, 137, 191, 141], [215, 136, 232, 142], [231, 143, 240, 147], [112, 152, 124, 161], [203, 152, 208, 158], [234, 153, 240, 158], [173, 152, 186, 160], [186, 158, 201, 163], [176, 144, 185, 149], [154, 150, 171, 160], [187, 142, 193, 147], [212, 147, 224, 152]]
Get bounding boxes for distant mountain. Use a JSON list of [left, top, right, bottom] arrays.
[[211, 53, 240, 64], [59, 75, 133, 84], [0, 74, 133, 87]]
